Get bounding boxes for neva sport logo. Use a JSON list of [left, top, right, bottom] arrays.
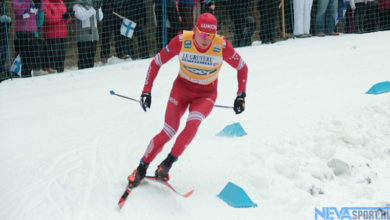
[[315, 207, 390, 220]]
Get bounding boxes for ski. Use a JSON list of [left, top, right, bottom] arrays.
[[118, 177, 194, 209], [145, 176, 194, 198], [118, 183, 133, 209]]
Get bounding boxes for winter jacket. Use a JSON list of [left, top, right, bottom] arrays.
[[43, 0, 71, 38], [12, 0, 38, 32], [378, 0, 390, 10], [73, 0, 103, 42]]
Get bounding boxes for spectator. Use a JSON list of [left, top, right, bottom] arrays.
[[229, 0, 255, 47], [120, 0, 150, 59], [257, 0, 279, 44], [201, 0, 215, 14], [293, 0, 314, 37], [100, 0, 128, 63], [353, 0, 371, 33], [315, 0, 339, 36], [154, 0, 182, 53], [42, 0, 71, 73], [179, 0, 195, 30], [73, 0, 103, 69], [364, 0, 378, 32], [12, 0, 41, 77], [343, 0, 356, 33], [378, 0, 390, 30], [1, 1, 12, 81], [336, 0, 355, 32]]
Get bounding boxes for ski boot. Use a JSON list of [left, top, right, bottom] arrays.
[[128, 160, 149, 188], [155, 154, 177, 181]]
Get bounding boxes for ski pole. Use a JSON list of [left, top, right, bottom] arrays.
[[214, 104, 233, 109], [109, 90, 233, 109], [109, 90, 139, 103]]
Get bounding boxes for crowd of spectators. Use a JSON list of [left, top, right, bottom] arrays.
[[0, 0, 389, 81]]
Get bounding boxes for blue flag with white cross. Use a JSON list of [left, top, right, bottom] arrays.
[[120, 19, 136, 39], [11, 54, 22, 77]]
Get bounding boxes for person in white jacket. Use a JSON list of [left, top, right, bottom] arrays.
[[293, 0, 313, 38], [73, 0, 103, 69]]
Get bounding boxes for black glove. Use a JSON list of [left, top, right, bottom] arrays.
[[140, 92, 151, 112], [62, 12, 71, 20], [233, 92, 246, 114]]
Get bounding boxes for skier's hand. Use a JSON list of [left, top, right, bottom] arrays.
[[140, 92, 151, 112], [233, 92, 246, 114]]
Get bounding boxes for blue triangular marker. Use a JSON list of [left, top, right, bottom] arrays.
[[216, 122, 247, 137], [366, 81, 390, 95], [217, 182, 257, 208]]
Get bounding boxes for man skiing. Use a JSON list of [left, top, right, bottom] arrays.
[[128, 13, 248, 187]]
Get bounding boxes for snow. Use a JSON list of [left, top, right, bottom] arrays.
[[1, 31, 390, 220]]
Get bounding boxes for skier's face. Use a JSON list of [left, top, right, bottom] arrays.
[[194, 27, 215, 49]]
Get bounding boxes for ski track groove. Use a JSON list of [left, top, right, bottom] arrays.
[[77, 138, 99, 220]]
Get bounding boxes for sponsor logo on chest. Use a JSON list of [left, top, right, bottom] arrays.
[[213, 45, 221, 53], [181, 53, 218, 66], [184, 40, 192, 49]]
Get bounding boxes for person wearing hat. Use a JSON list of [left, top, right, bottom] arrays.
[[127, 13, 248, 188]]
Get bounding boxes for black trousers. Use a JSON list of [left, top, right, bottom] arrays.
[[178, 3, 193, 31], [45, 38, 66, 72], [154, 1, 182, 53], [100, 14, 130, 59], [365, 2, 378, 32], [0, 36, 8, 79], [379, 9, 390, 31], [230, 9, 256, 47], [77, 41, 97, 70], [130, 19, 150, 59], [15, 32, 40, 77], [257, 0, 279, 43]]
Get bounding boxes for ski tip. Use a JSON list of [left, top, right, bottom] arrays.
[[184, 189, 195, 198], [118, 199, 125, 209], [110, 90, 115, 95]]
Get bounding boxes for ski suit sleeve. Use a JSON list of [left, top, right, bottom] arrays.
[[222, 39, 248, 95], [142, 34, 182, 93]]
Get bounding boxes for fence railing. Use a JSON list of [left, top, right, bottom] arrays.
[[1, 0, 389, 82]]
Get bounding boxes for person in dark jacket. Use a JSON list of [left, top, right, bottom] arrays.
[[154, 0, 182, 53], [100, 0, 130, 62], [178, 0, 195, 31], [229, 0, 256, 47], [257, 0, 279, 44], [120, 0, 150, 59], [1, 1, 12, 81]]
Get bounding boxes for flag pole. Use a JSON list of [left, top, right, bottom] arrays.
[[113, 12, 127, 20]]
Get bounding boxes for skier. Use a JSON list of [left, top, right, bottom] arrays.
[[128, 13, 248, 187]]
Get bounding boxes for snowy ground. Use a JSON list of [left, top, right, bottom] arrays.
[[1, 31, 390, 220]]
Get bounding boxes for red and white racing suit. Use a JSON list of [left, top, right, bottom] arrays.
[[141, 31, 248, 163]]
